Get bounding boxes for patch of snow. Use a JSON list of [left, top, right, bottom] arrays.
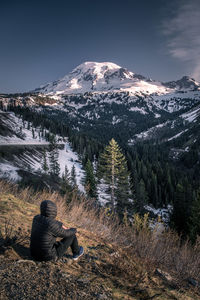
[[58, 143, 85, 193], [154, 113, 161, 118], [129, 107, 147, 114], [0, 162, 21, 181], [181, 106, 200, 123], [97, 179, 111, 206], [129, 121, 168, 143], [145, 204, 172, 224], [168, 129, 188, 141], [112, 116, 122, 125]]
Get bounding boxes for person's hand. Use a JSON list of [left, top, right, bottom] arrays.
[[62, 225, 68, 230]]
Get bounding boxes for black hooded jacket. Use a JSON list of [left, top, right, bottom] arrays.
[[30, 200, 76, 261]]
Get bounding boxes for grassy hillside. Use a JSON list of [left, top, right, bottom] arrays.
[[0, 180, 199, 299]]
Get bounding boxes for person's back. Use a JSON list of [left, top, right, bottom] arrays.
[[30, 200, 84, 261]]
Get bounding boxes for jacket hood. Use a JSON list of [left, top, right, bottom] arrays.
[[40, 200, 57, 218]]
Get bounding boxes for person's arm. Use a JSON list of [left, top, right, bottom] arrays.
[[50, 220, 76, 238]]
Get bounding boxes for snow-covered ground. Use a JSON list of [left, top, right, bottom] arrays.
[[167, 129, 188, 141], [0, 142, 85, 192], [145, 204, 173, 224], [181, 105, 200, 123], [58, 143, 85, 192], [129, 106, 148, 114], [0, 111, 85, 192], [0, 111, 48, 145], [128, 121, 169, 144], [0, 163, 21, 181], [97, 179, 111, 206]]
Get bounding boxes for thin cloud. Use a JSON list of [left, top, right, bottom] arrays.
[[163, 0, 200, 80]]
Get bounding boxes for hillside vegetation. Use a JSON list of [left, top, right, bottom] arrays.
[[0, 180, 200, 299]]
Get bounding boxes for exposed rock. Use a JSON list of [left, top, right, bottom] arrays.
[[16, 259, 36, 265], [155, 268, 173, 282]]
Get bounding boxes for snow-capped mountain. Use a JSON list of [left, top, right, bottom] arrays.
[[34, 61, 200, 120], [35, 61, 172, 96], [35, 62, 200, 99], [1, 61, 200, 160]]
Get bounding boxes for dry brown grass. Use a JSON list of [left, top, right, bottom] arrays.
[[66, 196, 200, 282], [0, 179, 200, 285]]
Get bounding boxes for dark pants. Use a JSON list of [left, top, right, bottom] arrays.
[[55, 234, 80, 258]]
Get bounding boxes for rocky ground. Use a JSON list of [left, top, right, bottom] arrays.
[[0, 255, 113, 299]]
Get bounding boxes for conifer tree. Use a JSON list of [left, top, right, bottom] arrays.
[[48, 134, 60, 177], [42, 149, 49, 174], [70, 165, 77, 188], [171, 183, 186, 234], [60, 165, 71, 195], [189, 189, 200, 243], [98, 138, 131, 216], [134, 179, 148, 214], [84, 159, 97, 198], [32, 128, 35, 139]]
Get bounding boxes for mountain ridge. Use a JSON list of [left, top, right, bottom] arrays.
[[35, 61, 200, 97]]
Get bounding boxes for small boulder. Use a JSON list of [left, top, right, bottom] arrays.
[[155, 268, 173, 282]]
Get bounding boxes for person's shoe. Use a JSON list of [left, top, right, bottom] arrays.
[[72, 246, 84, 261]]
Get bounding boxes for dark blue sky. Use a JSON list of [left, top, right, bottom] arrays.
[[0, 0, 199, 93]]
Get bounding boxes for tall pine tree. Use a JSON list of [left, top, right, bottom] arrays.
[[84, 159, 97, 199], [98, 138, 132, 216], [42, 148, 49, 174], [70, 164, 77, 188], [60, 165, 72, 196], [48, 134, 60, 177]]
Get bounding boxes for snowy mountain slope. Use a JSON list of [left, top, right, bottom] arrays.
[[0, 110, 85, 191], [128, 103, 200, 157], [0, 111, 49, 144], [181, 104, 200, 123], [35, 61, 172, 96], [35, 61, 200, 101], [55, 89, 200, 118]]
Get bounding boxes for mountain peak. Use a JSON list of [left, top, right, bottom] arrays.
[[37, 61, 141, 95], [70, 61, 125, 80], [164, 76, 200, 90], [74, 61, 122, 70]]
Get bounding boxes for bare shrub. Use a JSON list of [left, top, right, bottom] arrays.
[[65, 198, 200, 282], [0, 219, 28, 252], [0, 179, 17, 195]]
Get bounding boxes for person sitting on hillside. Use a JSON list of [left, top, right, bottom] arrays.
[[30, 200, 84, 261]]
